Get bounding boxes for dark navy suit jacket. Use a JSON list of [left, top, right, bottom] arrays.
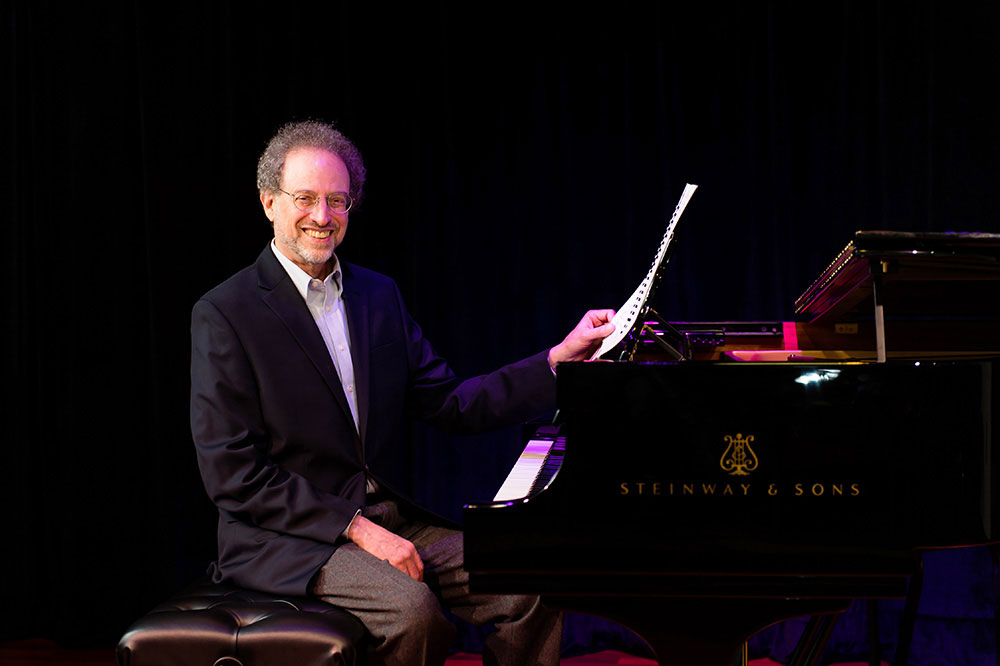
[[190, 246, 555, 596]]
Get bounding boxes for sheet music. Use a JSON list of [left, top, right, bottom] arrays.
[[592, 183, 698, 360]]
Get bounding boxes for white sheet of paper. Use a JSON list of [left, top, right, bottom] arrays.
[[592, 183, 698, 360]]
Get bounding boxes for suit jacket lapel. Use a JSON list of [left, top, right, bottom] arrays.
[[341, 263, 371, 447], [255, 248, 357, 432]]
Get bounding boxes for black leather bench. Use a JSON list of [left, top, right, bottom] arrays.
[[117, 580, 367, 666]]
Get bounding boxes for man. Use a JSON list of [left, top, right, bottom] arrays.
[[190, 120, 614, 666]]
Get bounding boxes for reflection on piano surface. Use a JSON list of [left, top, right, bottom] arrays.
[[464, 231, 1000, 666]]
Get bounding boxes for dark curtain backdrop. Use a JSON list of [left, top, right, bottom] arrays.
[[4, 1, 999, 662]]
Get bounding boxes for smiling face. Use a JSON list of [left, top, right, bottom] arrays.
[[261, 146, 351, 279]]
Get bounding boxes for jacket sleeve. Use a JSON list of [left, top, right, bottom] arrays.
[[394, 283, 558, 434], [190, 298, 361, 544]]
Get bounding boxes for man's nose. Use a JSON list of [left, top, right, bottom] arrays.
[[310, 199, 332, 225]]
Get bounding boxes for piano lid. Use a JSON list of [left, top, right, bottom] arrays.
[[794, 230, 1000, 323]]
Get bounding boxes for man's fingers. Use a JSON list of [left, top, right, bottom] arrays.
[[577, 321, 615, 345], [549, 309, 619, 367], [586, 309, 616, 325], [395, 544, 424, 582], [351, 516, 425, 581], [411, 555, 425, 582], [588, 322, 615, 338], [396, 548, 424, 582], [388, 544, 424, 582]]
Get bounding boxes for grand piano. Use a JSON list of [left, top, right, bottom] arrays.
[[463, 231, 1000, 666]]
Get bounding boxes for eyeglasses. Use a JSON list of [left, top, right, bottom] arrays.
[[279, 189, 354, 214]]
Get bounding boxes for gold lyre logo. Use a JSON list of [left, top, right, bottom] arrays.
[[720, 433, 758, 476]]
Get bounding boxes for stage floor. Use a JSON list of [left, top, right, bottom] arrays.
[[0, 641, 890, 666]]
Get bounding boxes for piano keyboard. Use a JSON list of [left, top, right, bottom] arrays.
[[493, 435, 566, 501]]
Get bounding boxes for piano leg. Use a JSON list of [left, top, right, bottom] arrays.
[[542, 596, 850, 666], [994, 544, 1000, 666], [732, 643, 747, 666], [867, 600, 879, 666], [892, 555, 924, 666], [787, 613, 842, 666]]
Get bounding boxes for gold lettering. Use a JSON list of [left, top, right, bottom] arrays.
[[812, 483, 824, 496], [742, 483, 751, 496], [620, 482, 629, 496], [653, 482, 662, 496], [851, 483, 861, 496], [702, 484, 717, 495], [683, 483, 695, 495], [722, 484, 734, 496], [832, 484, 843, 496], [636, 482, 646, 495], [768, 484, 779, 496], [794, 483, 804, 496], [669, 483, 675, 495]]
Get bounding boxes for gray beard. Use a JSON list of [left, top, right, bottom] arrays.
[[276, 229, 334, 268]]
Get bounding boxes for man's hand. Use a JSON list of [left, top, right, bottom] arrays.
[[547, 309, 616, 370], [347, 515, 424, 581]]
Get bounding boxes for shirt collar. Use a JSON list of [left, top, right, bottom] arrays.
[[269, 240, 343, 302]]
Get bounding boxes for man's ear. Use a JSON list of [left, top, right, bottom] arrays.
[[260, 190, 276, 223]]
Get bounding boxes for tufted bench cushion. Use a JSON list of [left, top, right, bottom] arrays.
[[117, 580, 367, 666]]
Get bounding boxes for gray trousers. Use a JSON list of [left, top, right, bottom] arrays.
[[310, 505, 563, 666]]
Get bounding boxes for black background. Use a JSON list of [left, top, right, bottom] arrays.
[[4, 0, 999, 652]]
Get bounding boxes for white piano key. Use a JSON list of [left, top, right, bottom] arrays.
[[493, 439, 554, 501]]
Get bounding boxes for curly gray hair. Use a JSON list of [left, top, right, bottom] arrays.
[[256, 120, 367, 207]]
